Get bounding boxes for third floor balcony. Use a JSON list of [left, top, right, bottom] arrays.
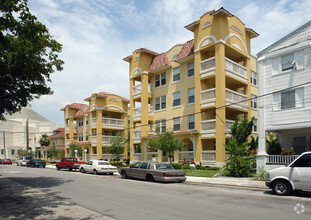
[[92, 117, 125, 129], [133, 106, 153, 121]]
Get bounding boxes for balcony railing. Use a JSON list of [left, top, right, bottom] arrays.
[[225, 88, 248, 109], [201, 150, 216, 162], [133, 129, 141, 142], [266, 155, 299, 165], [133, 106, 153, 120], [146, 152, 158, 161], [102, 136, 114, 145], [201, 119, 235, 132], [133, 83, 152, 97], [102, 154, 125, 161], [133, 153, 141, 161], [92, 135, 97, 145], [225, 120, 235, 132], [66, 139, 70, 145], [201, 88, 216, 103], [179, 151, 194, 162], [102, 118, 124, 128], [92, 118, 97, 128], [200, 57, 215, 73], [66, 126, 69, 132], [225, 58, 247, 78]]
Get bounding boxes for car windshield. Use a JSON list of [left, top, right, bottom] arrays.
[[33, 159, 43, 162], [98, 162, 110, 166], [25, 157, 32, 160], [155, 164, 174, 170]]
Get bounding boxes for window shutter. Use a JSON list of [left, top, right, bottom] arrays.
[[296, 87, 304, 108], [273, 93, 280, 111], [295, 50, 304, 70]]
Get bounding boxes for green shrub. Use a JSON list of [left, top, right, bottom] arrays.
[[109, 161, 126, 166], [254, 168, 268, 181]]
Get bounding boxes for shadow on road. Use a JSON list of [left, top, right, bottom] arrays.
[[0, 176, 94, 219], [263, 190, 311, 198]]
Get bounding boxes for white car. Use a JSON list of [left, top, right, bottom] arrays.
[[17, 157, 33, 166], [79, 160, 117, 175], [266, 151, 311, 195]]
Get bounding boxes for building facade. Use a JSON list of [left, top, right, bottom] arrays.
[[257, 21, 311, 170], [41, 128, 65, 160], [61, 92, 129, 161], [124, 8, 258, 166]]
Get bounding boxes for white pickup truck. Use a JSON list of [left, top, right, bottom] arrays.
[[79, 160, 117, 175], [266, 151, 311, 195]]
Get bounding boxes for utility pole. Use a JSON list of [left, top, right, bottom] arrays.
[[26, 119, 29, 157], [3, 131, 6, 159]]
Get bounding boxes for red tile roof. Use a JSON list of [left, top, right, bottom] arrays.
[[149, 52, 171, 72], [48, 128, 65, 139], [61, 103, 87, 111], [174, 39, 194, 62], [84, 92, 130, 103], [245, 27, 259, 39], [123, 48, 159, 62], [74, 106, 90, 116], [184, 19, 200, 31], [210, 7, 234, 17]]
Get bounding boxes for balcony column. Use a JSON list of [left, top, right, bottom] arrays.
[[96, 109, 102, 160], [215, 42, 226, 164], [244, 58, 251, 119], [129, 78, 135, 162], [140, 73, 149, 161], [69, 118, 74, 144], [123, 112, 129, 160]]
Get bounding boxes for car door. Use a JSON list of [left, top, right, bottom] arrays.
[[136, 162, 149, 180], [128, 162, 142, 178], [85, 161, 93, 172], [289, 153, 311, 190]]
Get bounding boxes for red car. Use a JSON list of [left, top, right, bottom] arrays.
[[3, 159, 12, 165]]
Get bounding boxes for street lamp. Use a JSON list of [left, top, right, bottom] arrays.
[[84, 149, 87, 162], [74, 149, 77, 158]]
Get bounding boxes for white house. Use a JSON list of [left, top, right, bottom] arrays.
[[0, 105, 62, 160], [257, 21, 311, 170]]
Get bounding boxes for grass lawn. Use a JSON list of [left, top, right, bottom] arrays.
[[182, 169, 221, 177]]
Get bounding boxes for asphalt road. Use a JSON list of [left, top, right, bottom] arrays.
[[0, 165, 310, 220]]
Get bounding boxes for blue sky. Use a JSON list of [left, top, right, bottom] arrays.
[[27, 0, 311, 125]]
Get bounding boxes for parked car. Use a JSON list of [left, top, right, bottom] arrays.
[[266, 151, 311, 195], [119, 162, 186, 183], [3, 159, 12, 165], [56, 157, 86, 171], [80, 160, 117, 175], [26, 159, 46, 168], [17, 157, 33, 166], [0, 159, 2, 164]]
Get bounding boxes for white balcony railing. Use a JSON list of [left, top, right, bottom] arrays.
[[201, 150, 216, 162], [225, 88, 248, 109], [133, 83, 152, 96], [146, 152, 158, 161], [225, 120, 235, 132], [102, 118, 124, 128], [92, 118, 97, 128], [92, 135, 97, 145], [133, 153, 141, 162], [225, 58, 247, 78], [133, 106, 153, 120], [66, 126, 69, 132], [201, 88, 216, 103], [102, 136, 114, 145], [201, 119, 216, 132], [200, 57, 215, 72], [266, 155, 299, 165], [133, 129, 141, 142], [179, 151, 194, 162], [102, 154, 125, 161], [66, 139, 70, 145]]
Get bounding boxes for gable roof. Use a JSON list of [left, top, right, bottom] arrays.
[[174, 39, 194, 62], [48, 128, 65, 139], [60, 103, 87, 111], [123, 48, 159, 62], [149, 52, 171, 72], [257, 20, 311, 57]]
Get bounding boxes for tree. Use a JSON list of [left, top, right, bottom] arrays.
[[266, 132, 282, 155], [69, 144, 82, 158], [148, 130, 183, 164], [47, 144, 58, 160], [108, 133, 126, 161], [0, 0, 64, 120], [224, 117, 256, 177], [38, 134, 50, 158]]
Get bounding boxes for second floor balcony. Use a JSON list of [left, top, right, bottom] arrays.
[[201, 119, 235, 135], [133, 106, 153, 121], [133, 129, 141, 143], [91, 135, 114, 146]]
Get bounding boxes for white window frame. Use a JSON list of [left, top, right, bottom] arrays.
[[173, 92, 181, 107], [173, 117, 180, 131], [252, 118, 257, 132], [173, 67, 180, 82], [188, 62, 194, 78], [156, 120, 166, 133], [250, 71, 257, 86], [188, 114, 195, 130], [155, 96, 166, 111], [155, 72, 166, 88], [251, 94, 257, 109], [188, 88, 195, 104], [281, 90, 295, 110], [281, 53, 294, 72]]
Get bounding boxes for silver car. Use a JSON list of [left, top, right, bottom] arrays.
[[17, 157, 33, 166], [266, 151, 311, 195], [119, 162, 186, 183], [79, 160, 117, 175]]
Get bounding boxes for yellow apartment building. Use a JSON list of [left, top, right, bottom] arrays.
[[61, 92, 129, 161], [43, 128, 65, 160], [124, 7, 259, 166]]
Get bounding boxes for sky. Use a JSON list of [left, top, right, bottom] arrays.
[[27, 0, 311, 125]]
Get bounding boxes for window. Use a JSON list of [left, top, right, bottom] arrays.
[[93, 112, 97, 118], [155, 96, 166, 110], [292, 154, 311, 167], [252, 119, 257, 132], [188, 114, 195, 130], [251, 71, 257, 86], [281, 53, 294, 71], [173, 92, 181, 107], [155, 120, 166, 133], [11, 149, 15, 155], [188, 88, 195, 104], [86, 116, 89, 125], [86, 132, 89, 141], [251, 94, 257, 109], [140, 162, 149, 169], [173, 117, 180, 131], [92, 130, 97, 135], [281, 90, 295, 109], [104, 131, 109, 136], [78, 118, 83, 126], [79, 133, 83, 141], [1, 149, 4, 154], [173, 67, 180, 82], [155, 72, 166, 88], [188, 62, 194, 77], [132, 162, 142, 168]]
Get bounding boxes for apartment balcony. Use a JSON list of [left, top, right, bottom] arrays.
[[92, 118, 97, 128], [66, 139, 70, 145], [200, 57, 215, 79], [201, 151, 229, 166], [225, 89, 248, 111], [179, 151, 194, 163], [102, 135, 114, 146], [201, 88, 216, 109], [201, 119, 235, 137], [92, 135, 97, 145], [133, 106, 153, 121], [66, 126, 69, 133], [102, 118, 125, 129], [225, 58, 248, 83], [133, 129, 141, 143], [133, 153, 141, 162], [133, 83, 152, 100]]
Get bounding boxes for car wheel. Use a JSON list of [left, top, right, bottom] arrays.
[[32, 164, 35, 168], [121, 170, 127, 179], [43, 166, 45, 168], [80, 168, 85, 173], [109, 173, 113, 175], [93, 169, 98, 175], [56, 165, 60, 170], [146, 174, 154, 182], [272, 180, 292, 196], [67, 166, 72, 171]]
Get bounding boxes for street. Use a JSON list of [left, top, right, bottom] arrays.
[[0, 165, 310, 220]]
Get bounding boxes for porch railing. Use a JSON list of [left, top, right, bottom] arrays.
[[146, 152, 158, 161], [201, 88, 216, 103], [179, 151, 194, 162], [225, 57, 247, 78], [225, 88, 248, 108], [200, 57, 215, 72], [133, 153, 141, 161], [102, 118, 124, 128], [266, 155, 299, 165], [102, 154, 125, 161], [201, 150, 216, 161]]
